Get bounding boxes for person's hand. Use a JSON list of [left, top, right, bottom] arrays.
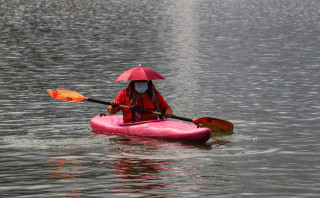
[[164, 107, 173, 118], [108, 101, 120, 114]]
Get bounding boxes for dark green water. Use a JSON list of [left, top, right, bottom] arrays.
[[1, 0, 319, 197]]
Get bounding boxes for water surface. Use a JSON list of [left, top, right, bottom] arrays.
[[1, 0, 319, 197]]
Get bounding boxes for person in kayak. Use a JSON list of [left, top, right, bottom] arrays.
[[107, 80, 173, 123]]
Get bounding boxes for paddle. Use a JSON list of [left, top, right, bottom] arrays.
[[47, 88, 234, 133]]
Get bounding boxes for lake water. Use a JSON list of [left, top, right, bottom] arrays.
[[1, 0, 319, 197]]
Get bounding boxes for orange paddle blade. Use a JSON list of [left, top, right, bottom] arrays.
[[193, 117, 233, 133], [47, 88, 87, 102]]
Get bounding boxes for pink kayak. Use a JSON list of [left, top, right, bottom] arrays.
[[90, 115, 212, 143]]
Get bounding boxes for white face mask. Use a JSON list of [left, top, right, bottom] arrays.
[[135, 82, 148, 93]]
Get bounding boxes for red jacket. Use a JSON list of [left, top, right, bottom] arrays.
[[112, 89, 170, 123]]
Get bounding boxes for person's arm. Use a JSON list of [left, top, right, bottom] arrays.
[[157, 92, 173, 118], [164, 106, 173, 118], [107, 90, 124, 115]]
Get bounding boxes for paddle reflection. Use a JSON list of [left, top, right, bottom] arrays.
[[48, 153, 85, 181], [47, 152, 88, 196], [46, 135, 231, 196]]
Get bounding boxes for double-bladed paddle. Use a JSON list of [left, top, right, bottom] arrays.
[[47, 88, 233, 133]]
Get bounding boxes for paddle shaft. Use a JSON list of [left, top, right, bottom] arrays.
[[86, 98, 193, 122]]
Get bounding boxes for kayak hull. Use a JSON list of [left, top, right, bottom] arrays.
[[90, 115, 211, 143]]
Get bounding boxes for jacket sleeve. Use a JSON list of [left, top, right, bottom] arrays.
[[157, 92, 171, 112], [110, 90, 126, 114]]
